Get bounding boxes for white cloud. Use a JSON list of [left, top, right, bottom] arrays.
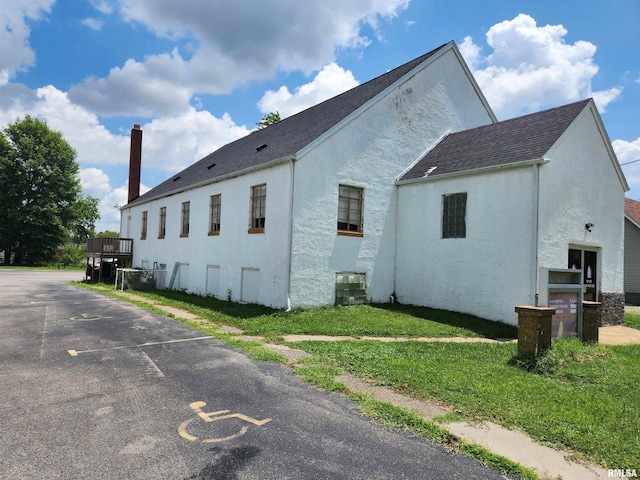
[[68, 0, 409, 117], [97, 182, 130, 232], [69, 50, 193, 117], [613, 137, 640, 164], [0, 82, 250, 232], [90, 0, 114, 15], [80, 168, 112, 198], [258, 63, 359, 118], [460, 14, 623, 119], [613, 138, 640, 199], [81, 18, 105, 31], [141, 108, 251, 172], [0, 0, 54, 80]]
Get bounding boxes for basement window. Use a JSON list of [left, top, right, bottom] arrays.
[[335, 272, 367, 306]]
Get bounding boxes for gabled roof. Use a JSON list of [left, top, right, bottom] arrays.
[[399, 99, 592, 182], [625, 198, 640, 227], [127, 43, 451, 207]]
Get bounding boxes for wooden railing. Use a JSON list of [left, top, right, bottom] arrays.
[[86, 237, 133, 256]]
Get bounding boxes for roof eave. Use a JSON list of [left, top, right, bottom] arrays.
[[625, 214, 640, 229], [123, 154, 296, 210], [396, 157, 548, 186]]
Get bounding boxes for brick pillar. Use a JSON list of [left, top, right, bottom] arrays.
[[581, 301, 601, 343], [515, 306, 555, 356]]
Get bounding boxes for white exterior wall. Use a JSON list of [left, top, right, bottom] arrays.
[[120, 162, 292, 307], [536, 107, 626, 302], [396, 167, 536, 324], [288, 49, 494, 307]]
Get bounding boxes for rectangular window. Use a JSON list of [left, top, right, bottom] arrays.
[[442, 192, 466, 238], [209, 194, 221, 235], [249, 184, 266, 233], [141, 211, 148, 240], [337, 185, 363, 235], [181, 201, 190, 237], [158, 207, 166, 239]]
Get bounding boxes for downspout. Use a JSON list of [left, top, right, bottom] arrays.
[[392, 181, 400, 303], [285, 158, 296, 311], [531, 161, 546, 306]]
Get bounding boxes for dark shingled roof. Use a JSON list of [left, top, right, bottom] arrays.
[[128, 43, 450, 207], [400, 99, 591, 181]]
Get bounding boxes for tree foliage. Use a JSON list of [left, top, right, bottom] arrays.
[[255, 111, 281, 130], [0, 116, 100, 264]]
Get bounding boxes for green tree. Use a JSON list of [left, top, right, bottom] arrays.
[[95, 230, 119, 238], [255, 111, 281, 130], [70, 196, 100, 247], [0, 116, 99, 265]]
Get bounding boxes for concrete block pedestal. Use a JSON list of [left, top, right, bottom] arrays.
[[581, 301, 601, 343], [515, 306, 556, 356]]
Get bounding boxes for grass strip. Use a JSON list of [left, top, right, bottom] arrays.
[[293, 339, 639, 469]]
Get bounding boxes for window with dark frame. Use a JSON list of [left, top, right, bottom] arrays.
[[337, 185, 363, 234], [141, 211, 148, 240], [249, 184, 266, 233], [158, 207, 166, 239], [442, 192, 466, 238], [181, 201, 190, 237], [209, 194, 221, 235]]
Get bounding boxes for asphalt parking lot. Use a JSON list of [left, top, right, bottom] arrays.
[[0, 270, 509, 479]]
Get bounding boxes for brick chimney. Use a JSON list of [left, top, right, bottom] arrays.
[[128, 124, 142, 203]]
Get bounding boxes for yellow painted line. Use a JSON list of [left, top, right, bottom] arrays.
[[178, 419, 198, 442], [67, 336, 216, 356]]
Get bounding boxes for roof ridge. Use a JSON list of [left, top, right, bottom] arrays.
[[127, 42, 452, 207]]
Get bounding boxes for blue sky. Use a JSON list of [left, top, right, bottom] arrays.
[[2, 0, 639, 232]]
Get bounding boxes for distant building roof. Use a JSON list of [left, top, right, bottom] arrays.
[[625, 198, 640, 225], [127, 42, 451, 207], [400, 99, 592, 181]]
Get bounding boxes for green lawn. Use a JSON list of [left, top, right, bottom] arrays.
[[625, 311, 640, 330], [106, 288, 517, 339], [294, 338, 639, 470], [76, 283, 639, 472]]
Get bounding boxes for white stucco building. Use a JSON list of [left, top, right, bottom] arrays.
[[120, 41, 628, 328]]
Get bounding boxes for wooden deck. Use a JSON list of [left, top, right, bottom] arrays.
[[86, 237, 133, 281]]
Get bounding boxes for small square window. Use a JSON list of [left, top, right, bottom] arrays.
[[442, 192, 466, 238]]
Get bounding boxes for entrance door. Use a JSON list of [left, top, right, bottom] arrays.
[[568, 248, 598, 301]]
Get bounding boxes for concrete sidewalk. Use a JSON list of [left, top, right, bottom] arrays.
[[109, 290, 630, 479]]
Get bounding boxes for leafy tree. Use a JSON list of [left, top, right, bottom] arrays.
[[255, 111, 281, 130], [70, 196, 100, 247], [95, 230, 119, 238], [0, 116, 100, 265]]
